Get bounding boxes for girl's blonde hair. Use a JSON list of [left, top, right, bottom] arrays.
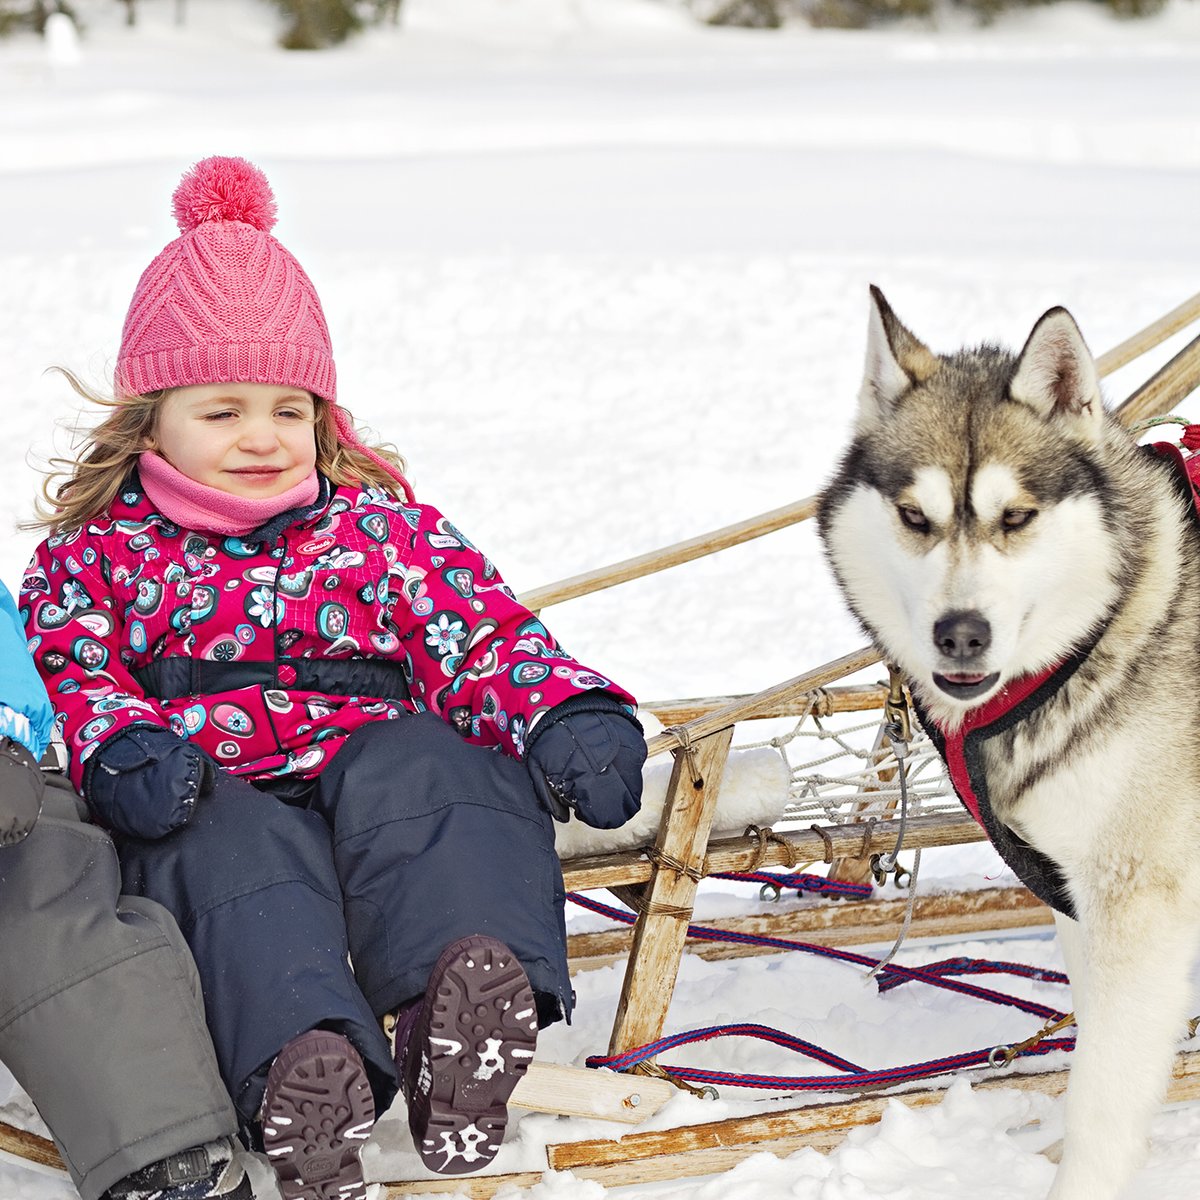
[[28, 370, 409, 533]]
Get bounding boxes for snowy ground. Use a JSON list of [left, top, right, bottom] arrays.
[[2, 0, 1200, 1196]]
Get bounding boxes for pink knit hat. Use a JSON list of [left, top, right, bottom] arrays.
[[117, 156, 336, 403], [118, 156, 415, 504]]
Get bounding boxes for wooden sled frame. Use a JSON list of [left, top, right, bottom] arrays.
[[3, 296, 1199, 1192]]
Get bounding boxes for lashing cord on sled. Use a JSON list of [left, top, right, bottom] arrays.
[[571, 890, 1076, 1095], [864, 666, 922, 979]]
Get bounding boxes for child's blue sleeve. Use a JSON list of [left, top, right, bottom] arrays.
[[0, 579, 53, 760]]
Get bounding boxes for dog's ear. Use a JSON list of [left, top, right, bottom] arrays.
[[1009, 308, 1103, 439], [857, 285, 939, 432]]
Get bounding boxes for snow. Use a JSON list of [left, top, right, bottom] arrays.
[[2, 0, 1200, 1197]]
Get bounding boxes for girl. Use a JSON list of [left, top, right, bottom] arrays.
[[22, 157, 645, 1200]]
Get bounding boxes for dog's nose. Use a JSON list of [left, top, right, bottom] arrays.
[[933, 611, 992, 662]]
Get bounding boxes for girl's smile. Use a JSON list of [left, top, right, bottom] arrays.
[[148, 381, 318, 499]]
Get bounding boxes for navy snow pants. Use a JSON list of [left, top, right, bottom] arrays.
[[116, 714, 571, 1131]]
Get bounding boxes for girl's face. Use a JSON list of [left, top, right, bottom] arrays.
[[149, 382, 319, 499]]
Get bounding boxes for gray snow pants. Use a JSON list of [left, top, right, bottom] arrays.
[[0, 770, 236, 1200]]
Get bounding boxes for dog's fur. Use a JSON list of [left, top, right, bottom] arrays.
[[818, 288, 1200, 1200]]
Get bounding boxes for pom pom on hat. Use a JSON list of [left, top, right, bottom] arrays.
[[171, 156, 278, 234]]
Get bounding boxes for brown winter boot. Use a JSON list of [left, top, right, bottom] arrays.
[[395, 935, 538, 1175], [260, 1030, 375, 1200]]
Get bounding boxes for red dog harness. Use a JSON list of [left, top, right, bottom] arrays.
[[915, 435, 1200, 919]]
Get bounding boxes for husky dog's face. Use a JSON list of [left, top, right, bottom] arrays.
[[818, 288, 1122, 731]]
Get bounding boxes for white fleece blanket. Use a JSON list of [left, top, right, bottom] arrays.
[[553, 713, 790, 860]]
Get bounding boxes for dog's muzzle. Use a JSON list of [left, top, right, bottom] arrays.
[[932, 610, 1001, 700]]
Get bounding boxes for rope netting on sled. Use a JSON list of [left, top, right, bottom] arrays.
[[737, 695, 957, 835]]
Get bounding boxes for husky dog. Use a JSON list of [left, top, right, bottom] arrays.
[[818, 287, 1200, 1200]]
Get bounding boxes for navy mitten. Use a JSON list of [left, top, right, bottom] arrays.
[[525, 693, 645, 829], [0, 738, 44, 847], [87, 726, 215, 840]]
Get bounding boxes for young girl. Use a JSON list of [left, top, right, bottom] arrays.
[[22, 156, 645, 1200]]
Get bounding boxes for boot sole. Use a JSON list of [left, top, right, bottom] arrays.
[[408, 936, 538, 1175], [262, 1031, 375, 1200]]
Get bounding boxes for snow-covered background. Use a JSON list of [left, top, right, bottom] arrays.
[[2, 0, 1200, 1196]]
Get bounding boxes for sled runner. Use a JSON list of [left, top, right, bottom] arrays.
[[3, 290, 1199, 1194]]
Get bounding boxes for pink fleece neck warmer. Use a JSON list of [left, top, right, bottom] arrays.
[[138, 451, 320, 537]]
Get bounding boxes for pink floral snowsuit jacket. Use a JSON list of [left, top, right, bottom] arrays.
[[21, 476, 636, 803]]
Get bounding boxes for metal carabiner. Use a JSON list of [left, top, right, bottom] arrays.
[[988, 1045, 1015, 1069]]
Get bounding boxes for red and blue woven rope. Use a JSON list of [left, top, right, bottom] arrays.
[[570, 891, 1071, 1090], [709, 870, 872, 900]]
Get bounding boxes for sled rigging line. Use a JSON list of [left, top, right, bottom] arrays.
[[572, 892, 1077, 1094], [708, 869, 871, 901], [595, 1027, 1077, 1095], [569, 893, 1067, 1020]]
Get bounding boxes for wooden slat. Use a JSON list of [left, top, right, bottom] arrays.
[[644, 645, 880, 758], [380, 1168, 556, 1196], [550, 1048, 1200, 1171], [1114, 331, 1200, 424], [510, 1061, 675, 1123], [567, 886, 1052, 970], [518, 496, 817, 613], [1096, 289, 1200, 376], [607, 726, 734, 1058], [380, 1049, 1200, 1195], [0, 1122, 62, 1172], [561, 810, 986, 893], [642, 682, 889, 726]]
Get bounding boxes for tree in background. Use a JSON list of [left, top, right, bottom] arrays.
[[271, 0, 402, 48], [685, 0, 1166, 24], [272, 0, 359, 48], [0, 0, 77, 36]]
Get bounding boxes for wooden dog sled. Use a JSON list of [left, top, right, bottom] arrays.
[[3, 293, 1200, 1195]]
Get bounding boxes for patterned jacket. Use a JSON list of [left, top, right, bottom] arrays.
[[21, 475, 635, 799]]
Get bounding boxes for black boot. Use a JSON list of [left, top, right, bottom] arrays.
[[103, 1137, 253, 1200]]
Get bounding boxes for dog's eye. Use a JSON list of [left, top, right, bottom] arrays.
[[1002, 508, 1037, 531], [897, 505, 930, 533]]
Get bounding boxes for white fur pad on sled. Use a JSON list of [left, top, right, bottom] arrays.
[[553, 713, 790, 860]]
